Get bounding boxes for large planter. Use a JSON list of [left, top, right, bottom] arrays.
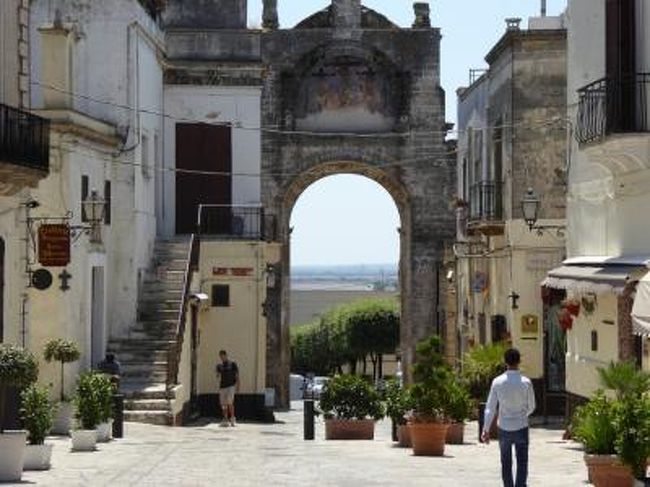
[[397, 424, 412, 448], [325, 419, 375, 440], [71, 429, 97, 451], [585, 454, 634, 487], [446, 422, 465, 445], [52, 401, 73, 435], [409, 422, 449, 456], [97, 421, 113, 443], [23, 444, 53, 471], [0, 430, 27, 482]]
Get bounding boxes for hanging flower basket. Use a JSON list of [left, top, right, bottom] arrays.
[[558, 308, 574, 332]]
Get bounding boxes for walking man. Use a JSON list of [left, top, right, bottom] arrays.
[[216, 350, 239, 427], [481, 348, 536, 487]]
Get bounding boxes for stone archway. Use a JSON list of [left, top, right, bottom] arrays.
[[261, 0, 456, 407]]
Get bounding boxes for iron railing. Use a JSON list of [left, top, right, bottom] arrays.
[[576, 73, 650, 144], [469, 181, 503, 221], [0, 103, 50, 172], [198, 205, 276, 241]]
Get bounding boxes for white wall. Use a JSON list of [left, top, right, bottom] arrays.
[[162, 86, 262, 236]]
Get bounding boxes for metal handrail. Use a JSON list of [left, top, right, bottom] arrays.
[[197, 204, 276, 241], [0, 103, 50, 171]]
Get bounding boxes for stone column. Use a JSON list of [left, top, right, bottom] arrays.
[[332, 0, 361, 30], [262, 0, 278, 30], [412, 2, 431, 28]]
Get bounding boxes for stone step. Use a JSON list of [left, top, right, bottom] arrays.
[[152, 259, 189, 271], [124, 398, 171, 411], [139, 299, 183, 311], [120, 382, 173, 400], [124, 410, 172, 426], [141, 288, 184, 299], [153, 248, 190, 259], [121, 369, 167, 381], [121, 362, 168, 373], [108, 338, 175, 351], [108, 349, 169, 363], [138, 309, 179, 321], [127, 330, 176, 341], [142, 270, 185, 283]]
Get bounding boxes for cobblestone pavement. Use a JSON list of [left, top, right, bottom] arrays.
[[19, 403, 588, 487]]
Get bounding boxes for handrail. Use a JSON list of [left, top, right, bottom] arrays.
[[0, 103, 50, 171], [166, 234, 200, 389]]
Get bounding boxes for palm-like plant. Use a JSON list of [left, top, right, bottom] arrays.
[[597, 361, 650, 400]]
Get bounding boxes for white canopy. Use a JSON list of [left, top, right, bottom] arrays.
[[632, 271, 650, 336]]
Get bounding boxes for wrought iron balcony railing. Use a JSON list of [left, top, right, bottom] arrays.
[[0, 103, 50, 172], [469, 181, 503, 222], [576, 73, 650, 144], [198, 205, 277, 241]]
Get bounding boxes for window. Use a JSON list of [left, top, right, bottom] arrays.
[[104, 180, 111, 225], [591, 330, 598, 352], [212, 285, 230, 307], [81, 175, 89, 222], [141, 134, 150, 179]]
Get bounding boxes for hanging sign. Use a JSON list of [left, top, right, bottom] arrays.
[[38, 224, 71, 267]]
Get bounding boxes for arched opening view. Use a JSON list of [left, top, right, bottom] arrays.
[[289, 174, 402, 392]]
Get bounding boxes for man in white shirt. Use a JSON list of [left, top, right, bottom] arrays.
[[481, 348, 536, 487]]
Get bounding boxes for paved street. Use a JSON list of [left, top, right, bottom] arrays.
[[19, 403, 588, 487]]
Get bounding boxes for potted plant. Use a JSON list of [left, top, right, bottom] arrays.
[[20, 384, 55, 470], [572, 392, 631, 486], [612, 395, 650, 484], [71, 372, 101, 451], [94, 374, 114, 442], [408, 336, 452, 456], [384, 379, 412, 448], [319, 375, 385, 440], [44, 339, 80, 435], [0, 344, 38, 482], [444, 379, 473, 445]]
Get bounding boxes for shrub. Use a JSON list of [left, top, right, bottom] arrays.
[[443, 379, 474, 423], [572, 392, 617, 455], [612, 395, 650, 480], [410, 336, 453, 423], [384, 379, 412, 425], [0, 344, 39, 433], [461, 342, 507, 401], [95, 374, 114, 423], [597, 361, 650, 401], [319, 375, 385, 421], [74, 372, 103, 430], [44, 339, 81, 402], [20, 385, 55, 445]]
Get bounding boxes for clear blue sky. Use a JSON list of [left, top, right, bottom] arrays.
[[251, 0, 567, 266]]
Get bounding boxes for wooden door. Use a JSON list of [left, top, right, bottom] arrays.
[[175, 124, 232, 234]]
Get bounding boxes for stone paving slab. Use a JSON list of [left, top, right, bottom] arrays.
[[18, 404, 589, 487]]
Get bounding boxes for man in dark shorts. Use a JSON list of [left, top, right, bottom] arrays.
[[216, 350, 239, 427]]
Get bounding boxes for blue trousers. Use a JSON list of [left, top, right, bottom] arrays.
[[498, 427, 529, 487]]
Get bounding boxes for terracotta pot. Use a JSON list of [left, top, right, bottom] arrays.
[[397, 424, 412, 448], [409, 422, 449, 456], [446, 422, 465, 445], [324, 419, 375, 440], [585, 454, 634, 487]]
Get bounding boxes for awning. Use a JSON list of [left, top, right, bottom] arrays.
[[632, 272, 650, 336], [542, 264, 642, 294]]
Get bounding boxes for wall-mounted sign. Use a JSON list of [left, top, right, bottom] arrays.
[[38, 224, 70, 267], [521, 314, 539, 336], [471, 272, 488, 294], [31, 268, 53, 290], [212, 267, 254, 277]]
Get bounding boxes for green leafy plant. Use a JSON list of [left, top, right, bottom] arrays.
[[44, 339, 81, 402], [410, 336, 453, 423], [384, 379, 412, 425], [572, 392, 617, 455], [597, 361, 650, 401], [0, 344, 39, 434], [461, 342, 507, 401], [94, 374, 114, 423], [612, 395, 650, 480], [20, 385, 55, 445], [443, 379, 474, 423], [73, 372, 103, 430], [319, 375, 385, 421]]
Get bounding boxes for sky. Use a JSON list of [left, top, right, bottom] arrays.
[[251, 0, 568, 267]]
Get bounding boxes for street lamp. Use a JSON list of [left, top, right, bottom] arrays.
[[82, 189, 106, 243], [521, 187, 540, 231]]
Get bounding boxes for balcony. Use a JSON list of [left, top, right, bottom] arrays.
[[0, 103, 50, 195], [468, 181, 504, 236], [576, 73, 650, 145], [198, 205, 277, 241]]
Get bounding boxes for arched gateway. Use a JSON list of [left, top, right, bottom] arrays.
[[261, 0, 456, 407]]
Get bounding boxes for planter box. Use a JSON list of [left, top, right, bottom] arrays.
[[97, 421, 113, 443], [585, 454, 634, 487], [397, 424, 412, 448], [409, 422, 449, 456], [71, 430, 97, 451], [324, 419, 375, 440], [0, 430, 27, 482], [23, 444, 53, 471], [52, 401, 73, 436], [446, 422, 465, 445]]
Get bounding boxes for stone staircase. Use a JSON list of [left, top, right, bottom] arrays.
[[108, 237, 191, 426]]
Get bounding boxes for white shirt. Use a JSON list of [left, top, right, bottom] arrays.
[[483, 370, 536, 433]]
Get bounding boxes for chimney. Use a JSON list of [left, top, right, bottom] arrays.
[[505, 18, 522, 31], [413, 2, 431, 28], [262, 0, 279, 30], [541, 0, 547, 17]]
